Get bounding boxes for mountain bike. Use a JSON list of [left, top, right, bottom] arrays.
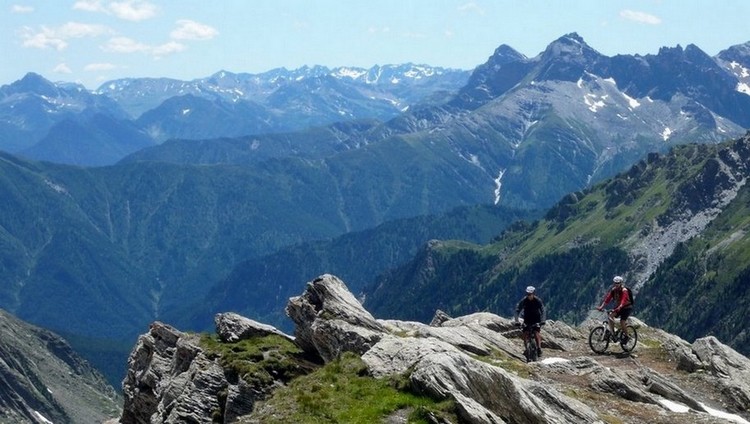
[[588, 310, 637, 354], [518, 322, 543, 362]]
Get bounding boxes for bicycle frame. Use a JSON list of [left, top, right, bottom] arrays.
[[588, 310, 638, 354]]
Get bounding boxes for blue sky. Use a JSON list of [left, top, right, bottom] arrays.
[[2, 1, 749, 90]]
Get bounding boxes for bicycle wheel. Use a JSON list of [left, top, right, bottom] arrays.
[[620, 325, 638, 352], [526, 340, 538, 362], [588, 326, 609, 354]]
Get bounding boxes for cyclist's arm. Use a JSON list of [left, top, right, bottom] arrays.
[[514, 298, 524, 322], [597, 290, 612, 309]]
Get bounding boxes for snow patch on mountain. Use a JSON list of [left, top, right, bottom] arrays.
[[494, 169, 506, 205], [729, 61, 750, 78], [622, 92, 641, 109], [661, 127, 673, 141], [584, 93, 607, 112]]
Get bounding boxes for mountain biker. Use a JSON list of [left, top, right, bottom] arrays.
[[514, 285, 546, 356], [596, 276, 633, 343]]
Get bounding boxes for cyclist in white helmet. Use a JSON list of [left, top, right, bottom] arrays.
[[597, 275, 634, 343], [515, 285, 546, 356]]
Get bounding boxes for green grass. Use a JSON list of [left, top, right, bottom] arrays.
[[243, 352, 458, 424], [199, 333, 313, 386]]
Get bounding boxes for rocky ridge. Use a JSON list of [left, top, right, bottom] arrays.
[[119, 274, 750, 423]]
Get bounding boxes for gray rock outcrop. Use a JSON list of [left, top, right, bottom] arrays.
[[120, 321, 260, 424]]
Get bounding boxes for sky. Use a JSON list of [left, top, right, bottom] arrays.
[[2, 1, 749, 90]]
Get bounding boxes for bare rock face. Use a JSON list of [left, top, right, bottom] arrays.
[[214, 312, 293, 343], [0, 309, 120, 424], [690, 336, 750, 411], [285, 273, 384, 362], [120, 322, 257, 424]]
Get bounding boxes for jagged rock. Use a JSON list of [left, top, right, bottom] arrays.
[[285, 274, 385, 362], [690, 336, 750, 411], [120, 321, 257, 424], [215, 312, 293, 343], [430, 309, 453, 326], [363, 335, 601, 423]]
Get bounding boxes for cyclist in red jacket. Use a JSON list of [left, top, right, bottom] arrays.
[[597, 276, 634, 343]]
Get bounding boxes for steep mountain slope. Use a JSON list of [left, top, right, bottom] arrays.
[[0, 145, 526, 384], [365, 132, 750, 356], [0, 309, 120, 423], [184, 204, 539, 333], [120, 119, 381, 165], [21, 114, 155, 166]]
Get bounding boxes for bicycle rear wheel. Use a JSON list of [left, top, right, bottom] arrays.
[[588, 326, 609, 354], [620, 325, 638, 352]]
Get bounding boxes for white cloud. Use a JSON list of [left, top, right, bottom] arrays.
[[151, 41, 186, 57], [73, 0, 106, 13], [59, 22, 111, 38], [619, 9, 661, 25], [11, 4, 34, 13], [53, 63, 72, 74], [102, 37, 185, 58], [19, 22, 111, 50], [84, 62, 116, 71], [109, 0, 157, 21], [74, 0, 157, 21], [20, 26, 68, 50], [102, 36, 150, 53], [170, 20, 218, 41]]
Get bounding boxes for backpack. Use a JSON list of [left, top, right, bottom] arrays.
[[624, 286, 635, 307]]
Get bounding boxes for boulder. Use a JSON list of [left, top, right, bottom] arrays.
[[215, 312, 293, 343], [285, 274, 385, 362]]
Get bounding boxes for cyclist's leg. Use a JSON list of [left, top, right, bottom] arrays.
[[619, 308, 632, 340], [534, 327, 542, 355]]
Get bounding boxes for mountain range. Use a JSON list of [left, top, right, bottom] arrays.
[[0, 64, 469, 166], [0, 32, 749, 390]]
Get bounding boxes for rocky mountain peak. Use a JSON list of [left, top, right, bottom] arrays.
[[717, 41, 750, 65], [5, 72, 60, 97], [487, 44, 526, 65], [535, 32, 605, 82], [118, 274, 750, 423]]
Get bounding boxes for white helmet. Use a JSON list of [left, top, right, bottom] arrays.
[[613, 276, 624, 284], [526, 286, 536, 294]]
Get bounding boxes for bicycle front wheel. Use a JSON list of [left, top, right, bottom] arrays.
[[588, 326, 609, 354], [620, 325, 638, 352], [526, 340, 538, 362]]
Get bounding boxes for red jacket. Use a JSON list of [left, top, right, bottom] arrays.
[[602, 287, 632, 311]]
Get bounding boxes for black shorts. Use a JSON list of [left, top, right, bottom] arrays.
[[614, 307, 632, 321]]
